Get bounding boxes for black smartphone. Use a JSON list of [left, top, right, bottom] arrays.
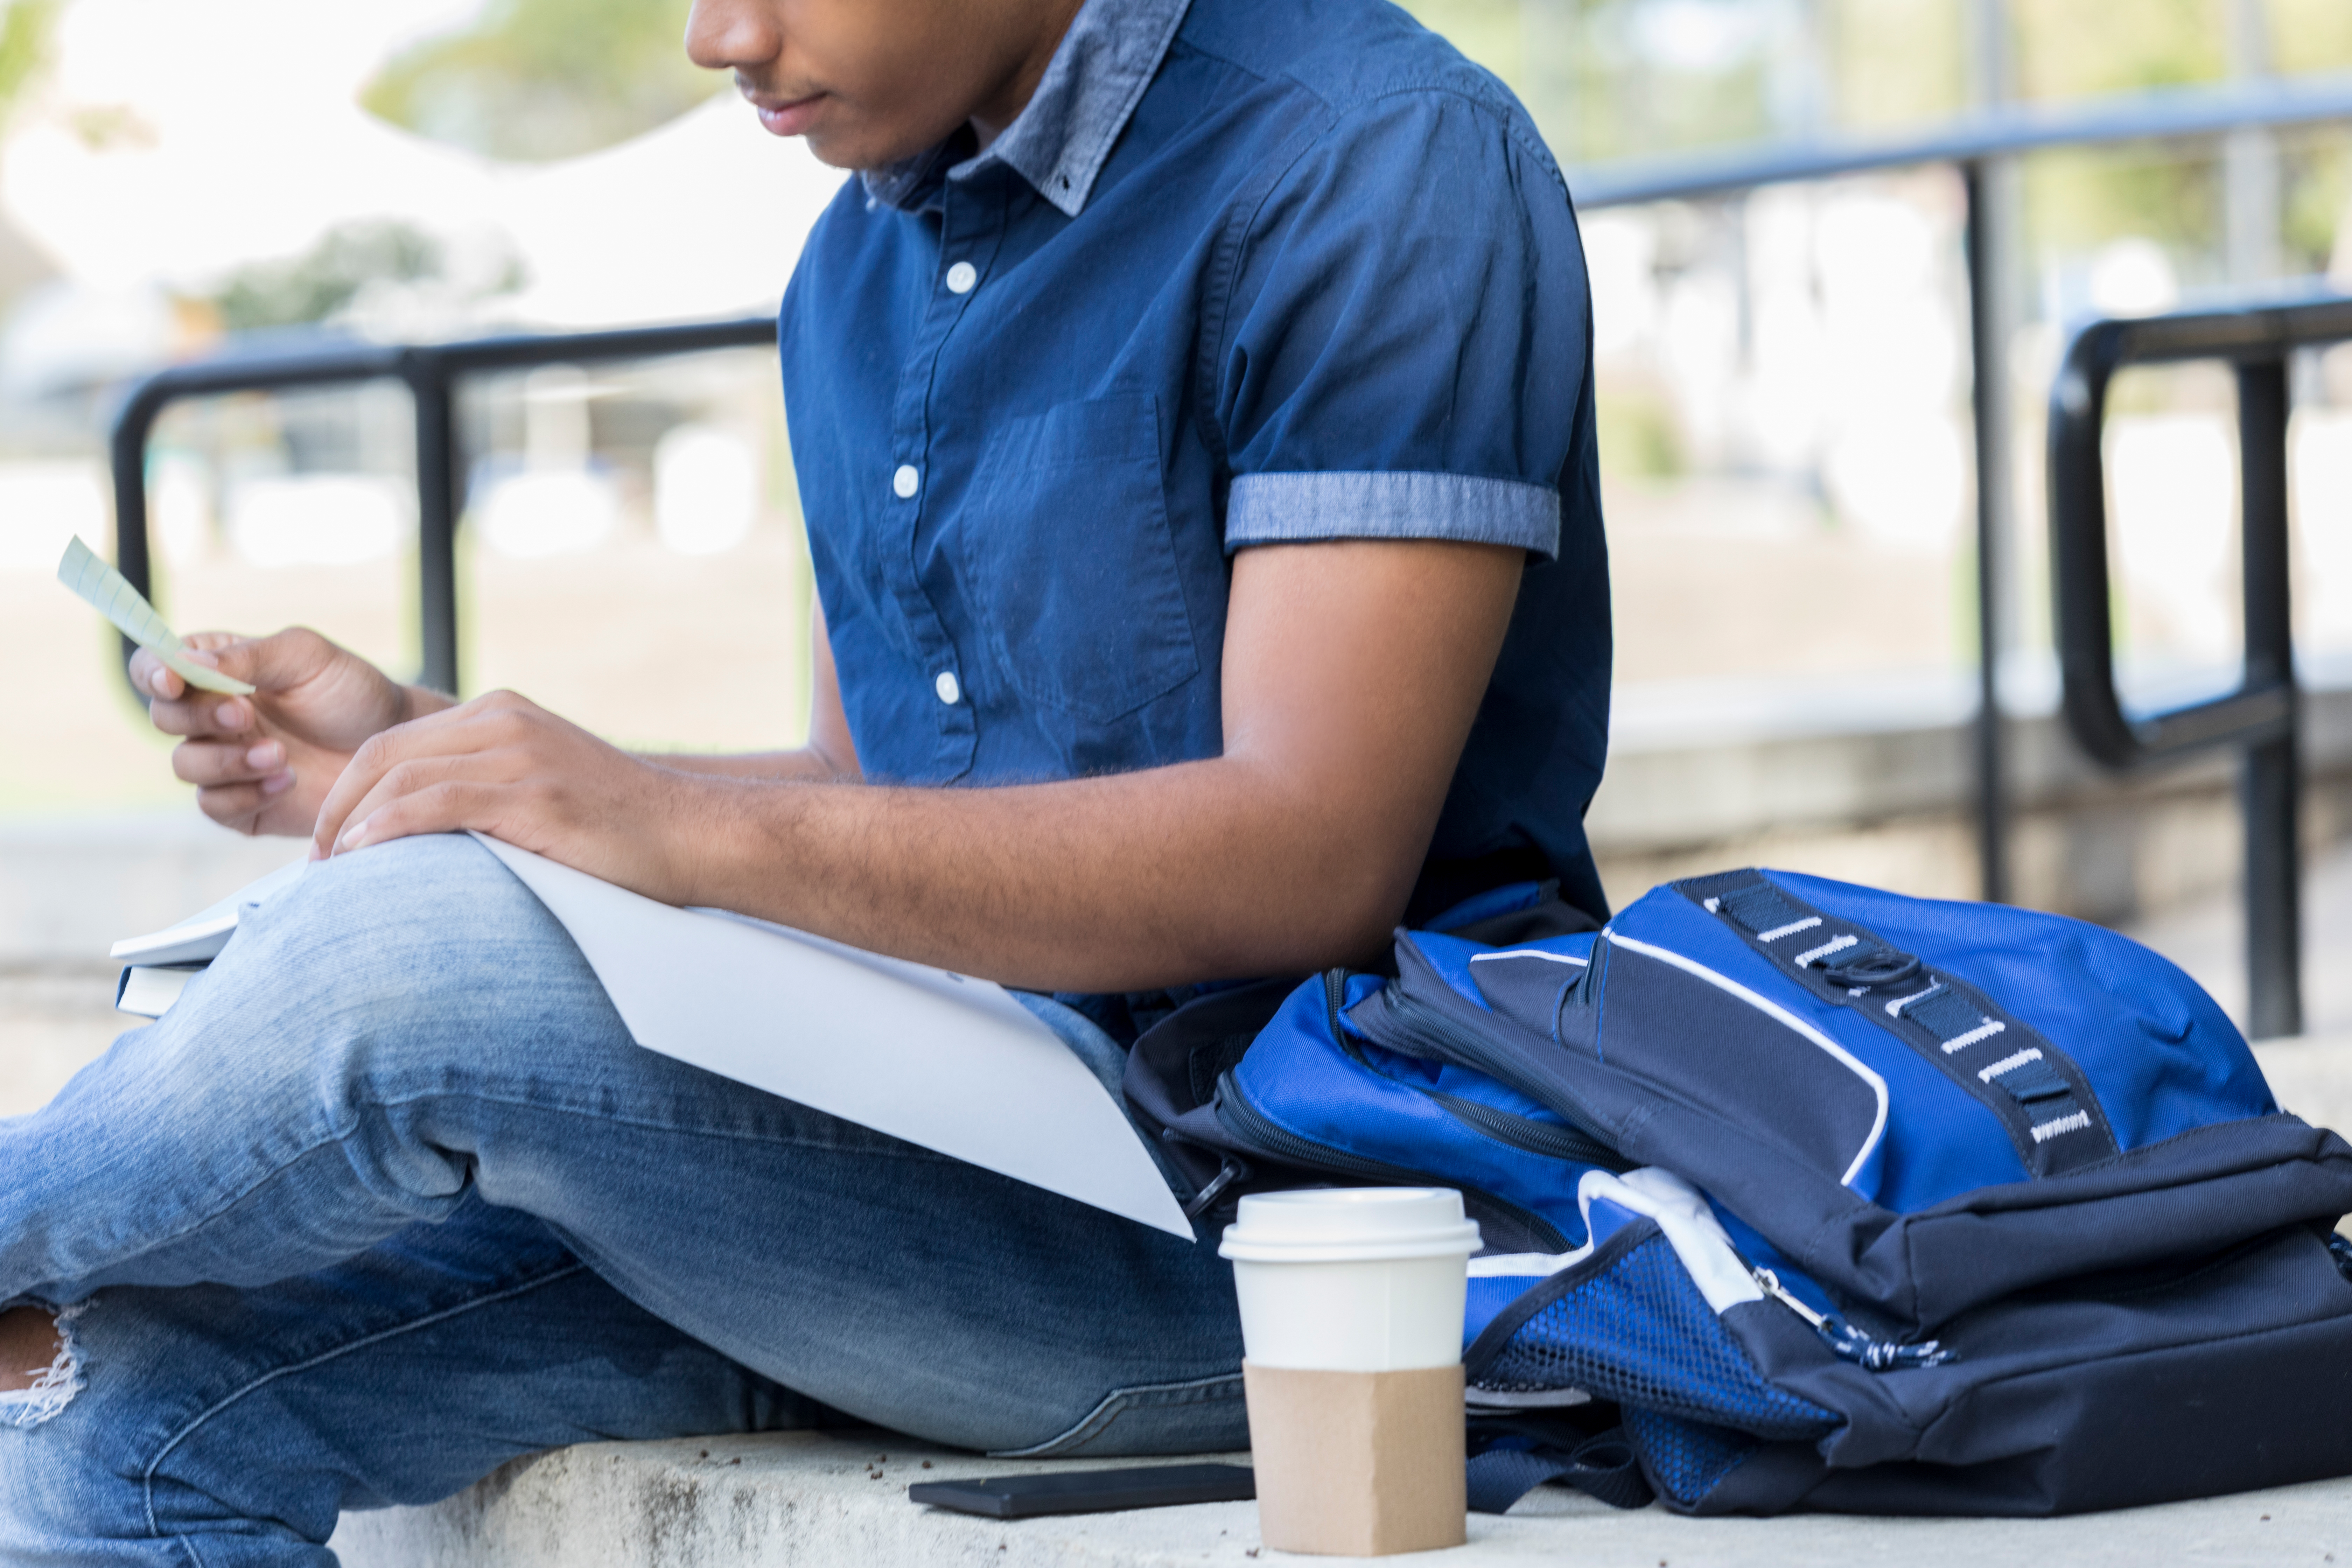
[[907, 1463, 1256, 1519]]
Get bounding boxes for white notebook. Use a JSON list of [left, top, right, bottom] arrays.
[[115, 963, 207, 1019], [109, 857, 310, 966]]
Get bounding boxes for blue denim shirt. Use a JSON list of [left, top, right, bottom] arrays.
[[778, 0, 1613, 963]]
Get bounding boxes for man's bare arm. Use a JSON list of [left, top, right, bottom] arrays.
[[310, 539, 1525, 993]]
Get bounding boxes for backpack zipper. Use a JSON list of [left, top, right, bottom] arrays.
[[1423, 1090, 1631, 1172], [1214, 1069, 1573, 1254], [1751, 1266, 1955, 1371], [1323, 967, 1351, 1038], [1329, 971, 1626, 1171], [1359, 982, 1623, 1158], [1364, 981, 1513, 1071]]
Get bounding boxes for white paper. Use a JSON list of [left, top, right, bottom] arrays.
[[117, 964, 204, 1018], [109, 856, 310, 965], [57, 536, 256, 695], [470, 833, 1193, 1239]]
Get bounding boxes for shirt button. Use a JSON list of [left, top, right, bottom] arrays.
[[945, 261, 978, 295], [934, 670, 962, 706], [892, 464, 919, 499]]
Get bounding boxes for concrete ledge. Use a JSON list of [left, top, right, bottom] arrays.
[[327, 1426, 2352, 1567]]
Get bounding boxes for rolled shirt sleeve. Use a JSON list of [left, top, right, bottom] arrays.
[[1215, 87, 1589, 561]]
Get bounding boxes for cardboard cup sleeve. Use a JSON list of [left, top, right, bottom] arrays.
[[1243, 1362, 1468, 1556]]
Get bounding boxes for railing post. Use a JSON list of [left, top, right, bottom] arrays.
[[2237, 355, 2301, 1038], [408, 352, 462, 698], [1964, 158, 2009, 904], [106, 386, 163, 693]]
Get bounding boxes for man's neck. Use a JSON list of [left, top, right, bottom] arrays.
[[969, 0, 1086, 149]]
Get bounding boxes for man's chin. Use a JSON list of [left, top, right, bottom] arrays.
[[799, 130, 867, 171], [763, 110, 949, 174]]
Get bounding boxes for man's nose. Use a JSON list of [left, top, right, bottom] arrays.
[[684, 0, 781, 73]]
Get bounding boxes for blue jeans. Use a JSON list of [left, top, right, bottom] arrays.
[[0, 834, 1245, 1564]]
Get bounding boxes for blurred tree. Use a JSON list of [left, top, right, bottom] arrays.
[[1398, 0, 1970, 164], [2006, 0, 2238, 285], [2012, 0, 2224, 100], [203, 222, 526, 334], [210, 224, 444, 332], [0, 1, 60, 309], [0, 0, 56, 119], [1829, 0, 1966, 132], [2268, 0, 2352, 76], [362, 0, 723, 163]]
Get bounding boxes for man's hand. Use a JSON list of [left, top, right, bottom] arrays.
[[136, 629, 441, 837], [310, 691, 708, 897]]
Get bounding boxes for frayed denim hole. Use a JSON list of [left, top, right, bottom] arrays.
[[0, 1300, 90, 1430]]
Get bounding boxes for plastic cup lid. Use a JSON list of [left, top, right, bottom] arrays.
[[1218, 1187, 1483, 1263]]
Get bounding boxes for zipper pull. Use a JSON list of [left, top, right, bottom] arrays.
[[1752, 1267, 1955, 1372], [1183, 1155, 1250, 1220]]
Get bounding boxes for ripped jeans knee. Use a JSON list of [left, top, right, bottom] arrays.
[[0, 1300, 89, 1430]]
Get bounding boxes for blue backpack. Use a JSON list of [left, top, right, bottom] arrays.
[[1127, 869, 2352, 1516]]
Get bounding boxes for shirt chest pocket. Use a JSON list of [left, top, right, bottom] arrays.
[[958, 395, 1202, 724]]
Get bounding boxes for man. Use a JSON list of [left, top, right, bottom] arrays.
[[0, 0, 1608, 1554]]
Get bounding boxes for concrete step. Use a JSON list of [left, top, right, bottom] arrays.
[[326, 1426, 2352, 1567]]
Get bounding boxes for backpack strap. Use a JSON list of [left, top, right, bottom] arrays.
[[1675, 869, 2121, 1175], [1466, 1421, 1653, 1512]]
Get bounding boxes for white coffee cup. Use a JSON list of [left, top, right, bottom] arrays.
[[1219, 1188, 1482, 1372]]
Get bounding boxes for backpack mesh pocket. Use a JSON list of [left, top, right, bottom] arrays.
[[1625, 1406, 1760, 1508], [1469, 1227, 1840, 1442]]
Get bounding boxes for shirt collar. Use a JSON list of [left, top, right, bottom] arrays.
[[861, 0, 1192, 219]]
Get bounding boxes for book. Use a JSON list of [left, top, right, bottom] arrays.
[[109, 857, 309, 968], [115, 963, 207, 1019]]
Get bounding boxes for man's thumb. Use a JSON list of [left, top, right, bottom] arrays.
[[199, 629, 328, 694]]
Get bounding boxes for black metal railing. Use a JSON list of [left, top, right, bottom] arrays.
[[108, 315, 777, 696], [2048, 294, 2352, 1040], [1568, 69, 2352, 910]]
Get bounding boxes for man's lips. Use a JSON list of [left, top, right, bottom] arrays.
[[746, 90, 826, 137]]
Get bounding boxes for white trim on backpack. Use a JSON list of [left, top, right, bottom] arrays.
[[1461, 1169, 1765, 1317], [1579, 1167, 1765, 1313], [1468, 949, 1590, 968]]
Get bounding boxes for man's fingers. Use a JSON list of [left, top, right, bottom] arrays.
[[194, 782, 268, 834], [137, 630, 332, 720], [172, 738, 290, 789], [312, 708, 511, 855], [333, 780, 500, 856], [128, 648, 183, 702], [147, 691, 252, 738], [328, 752, 510, 853], [138, 641, 255, 732]]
